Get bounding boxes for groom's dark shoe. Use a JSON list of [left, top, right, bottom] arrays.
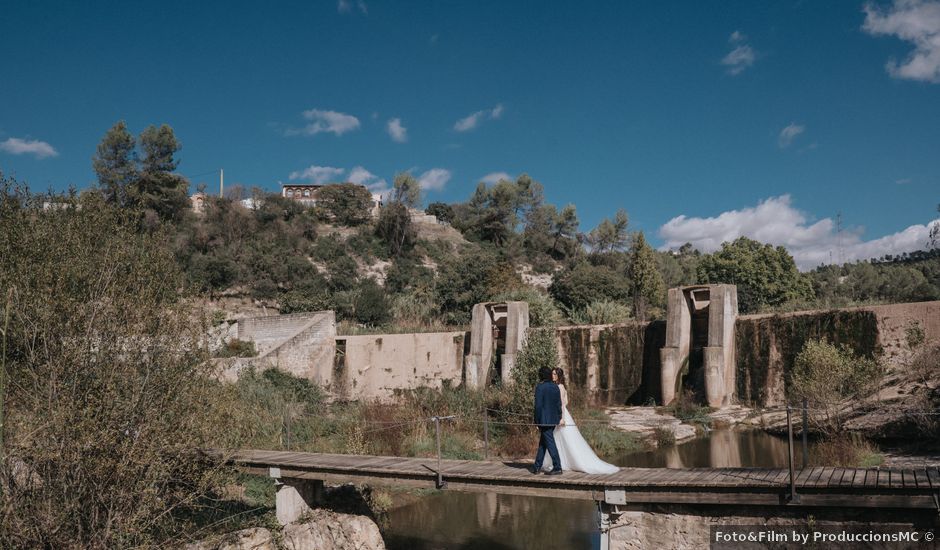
[[529, 466, 541, 475], [545, 469, 563, 476]]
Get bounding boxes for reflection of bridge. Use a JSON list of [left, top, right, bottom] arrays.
[[230, 449, 940, 547]]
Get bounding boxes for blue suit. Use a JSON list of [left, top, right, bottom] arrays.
[[533, 381, 562, 472]]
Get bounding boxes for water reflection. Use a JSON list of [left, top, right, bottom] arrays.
[[385, 429, 809, 550], [385, 492, 596, 550], [617, 428, 802, 469]]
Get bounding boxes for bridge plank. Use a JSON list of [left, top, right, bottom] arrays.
[[805, 467, 825, 487], [839, 469, 856, 487], [795, 468, 814, 487], [876, 469, 890, 488], [817, 468, 836, 487], [913, 469, 928, 488], [927, 468, 940, 489]]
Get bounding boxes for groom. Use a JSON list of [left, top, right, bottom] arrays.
[[531, 366, 563, 475]]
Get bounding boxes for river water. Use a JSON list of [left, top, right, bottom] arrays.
[[384, 428, 812, 550]]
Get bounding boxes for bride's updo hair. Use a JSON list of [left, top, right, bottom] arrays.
[[553, 367, 567, 386]]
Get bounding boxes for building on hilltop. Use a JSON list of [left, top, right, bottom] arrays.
[[282, 183, 383, 218]]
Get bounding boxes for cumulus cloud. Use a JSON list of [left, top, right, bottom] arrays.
[[347, 166, 388, 192], [0, 137, 58, 159], [288, 165, 345, 183], [481, 171, 512, 184], [778, 123, 806, 148], [721, 31, 757, 75], [863, 0, 940, 83], [288, 109, 360, 136], [658, 195, 939, 270], [454, 104, 504, 132], [417, 168, 451, 191], [387, 118, 407, 142]]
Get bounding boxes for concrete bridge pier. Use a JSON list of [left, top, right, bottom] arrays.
[[270, 468, 324, 525], [596, 489, 627, 550]]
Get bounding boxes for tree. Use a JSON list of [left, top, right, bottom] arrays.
[[549, 263, 630, 314], [135, 124, 189, 221], [314, 183, 373, 226], [627, 231, 666, 321], [92, 121, 138, 207], [549, 204, 579, 259], [375, 202, 416, 257], [425, 202, 454, 224], [391, 172, 421, 209], [697, 237, 813, 313], [587, 209, 629, 253]]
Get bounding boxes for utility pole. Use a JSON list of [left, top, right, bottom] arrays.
[[220, 168, 224, 198]]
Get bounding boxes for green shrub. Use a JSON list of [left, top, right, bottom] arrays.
[[214, 338, 258, 358], [568, 299, 632, 325], [790, 339, 885, 434]]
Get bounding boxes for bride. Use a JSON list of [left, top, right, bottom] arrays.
[[542, 368, 619, 474]]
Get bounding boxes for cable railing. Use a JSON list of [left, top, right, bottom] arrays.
[[265, 394, 940, 496]]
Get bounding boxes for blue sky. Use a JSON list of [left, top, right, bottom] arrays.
[[2, 0, 939, 269]]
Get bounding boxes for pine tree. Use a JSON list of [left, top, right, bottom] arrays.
[[627, 231, 666, 321], [92, 121, 138, 207]]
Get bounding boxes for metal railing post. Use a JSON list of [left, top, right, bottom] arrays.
[[801, 398, 809, 468], [786, 404, 799, 503], [285, 410, 291, 451], [483, 410, 489, 460], [434, 416, 446, 489]]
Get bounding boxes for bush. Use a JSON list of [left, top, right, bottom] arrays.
[[375, 202, 417, 257], [214, 338, 258, 358], [354, 279, 391, 326], [313, 183, 373, 226], [568, 299, 632, 325], [0, 183, 229, 548], [549, 263, 630, 314], [790, 339, 885, 434]]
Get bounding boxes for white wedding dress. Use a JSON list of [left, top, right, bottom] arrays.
[[542, 385, 619, 474]]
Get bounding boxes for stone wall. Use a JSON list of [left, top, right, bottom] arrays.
[[335, 331, 468, 401], [608, 504, 936, 550], [237, 312, 331, 355], [554, 322, 665, 405], [222, 300, 939, 406], [735, 300, 940, 407]]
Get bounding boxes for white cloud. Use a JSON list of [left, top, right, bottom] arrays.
[[288, 165, 345, 183], [0, 137, 58, 159], [338, 0, 367, 14], [722, 44, 757, 75], [288, 109, 360, 136], [454, 104, 504, 132], [658, 195, 939, 270], [778, 123, 806, 148], [863, 0, 940, 82], [347, 165, 388, 193], [729, 30, 746, 43], [481, 171, 512, 184], [417, 168, 451, 191], [387, 118, 407, 142]]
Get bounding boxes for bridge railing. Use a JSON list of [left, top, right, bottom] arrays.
[[269, 399, 940, 498]]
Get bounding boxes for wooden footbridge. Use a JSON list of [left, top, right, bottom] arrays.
[[230, 449, 940, 513]]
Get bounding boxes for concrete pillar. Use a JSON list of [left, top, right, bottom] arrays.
[[660, 288, 691, 405], [274, 478, 324, 525], [465, 303, 493, 389], [703, 285, 738, 407], [500, 301, 529, 384], [466, 302, 529, 388]]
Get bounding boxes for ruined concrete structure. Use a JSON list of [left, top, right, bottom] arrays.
[[660, 285, 738, 407], [464, 301, 529, 388], [218, 291, 940, 408]]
